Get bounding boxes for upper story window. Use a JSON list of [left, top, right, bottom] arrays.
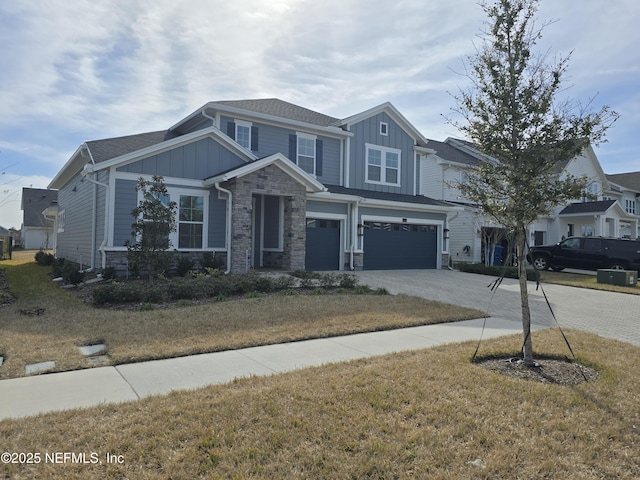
[[365, 144, 401, 186], [625, 199, 637, 215], [296, 133, 316, 175], [380, 122, 388, 136], [235, 120, 252, 149]]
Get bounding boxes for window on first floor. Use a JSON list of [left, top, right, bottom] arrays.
[[136, 188, 207, 249], [178, 195, 204, 248], [366, 144, 401, 186]]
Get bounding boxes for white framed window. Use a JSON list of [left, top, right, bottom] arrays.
[[297, 133, 316, 175], [135, 187, 208, 250], [365, 144, 401, 186], [178, 195, 204, 248], [380, 122, 388, 136], [235, 120, 252, 149], [626, 199, 636, 215]]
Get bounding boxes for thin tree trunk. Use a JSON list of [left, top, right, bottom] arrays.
[[516, 227, 534, 364]]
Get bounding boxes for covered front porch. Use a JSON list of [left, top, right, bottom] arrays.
[[558, 200, 638, 239]]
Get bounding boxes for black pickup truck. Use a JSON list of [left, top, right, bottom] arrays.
[[528, 236, 640, 271]]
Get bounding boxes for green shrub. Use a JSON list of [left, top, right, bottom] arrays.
[[51, 257, 66, 277], [272, 275, 296, 290], [102, 266, 117, 281], [175, 256, 195, 277], [353, 285, 371, 295], [34, 250, 55, 266], [61, 261, 84, 285], [338, 273, 358, 289], [142, 285, 166, 303], [92, 282, 143, 305], [200, 252, 225, 270], [319, 273, 339, 288], [373, 287, 389, 295], [139, 303, 155, 311]]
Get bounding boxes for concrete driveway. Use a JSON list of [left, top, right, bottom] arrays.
[[355, 269, 640, 347]]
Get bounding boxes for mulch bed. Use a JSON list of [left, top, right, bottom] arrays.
[[476, 356, 599, 385], [0, 268, 16, 307]]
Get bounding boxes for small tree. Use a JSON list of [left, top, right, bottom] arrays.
[[126, 175, 177, 281], [448, 0, 618, 364]]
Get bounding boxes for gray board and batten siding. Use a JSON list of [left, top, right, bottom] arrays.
[[55, 169, 108, 268], [116, 137, 246, 180], [220, 116, 342, 186], [347, 111, 416, 194]]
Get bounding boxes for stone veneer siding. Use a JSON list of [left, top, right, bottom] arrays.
[[224, 164, 307, 273]]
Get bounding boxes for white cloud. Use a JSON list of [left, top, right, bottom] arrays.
[[0, 0, 638, 183]]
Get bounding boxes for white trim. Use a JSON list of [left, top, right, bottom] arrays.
[[203, 153, 326, 193], [234, 119, 253, 150], [365, 143, 401, 187], [171, 102, 352, 139], [87, 126, 257, 174], [379, 122, 388, 136]]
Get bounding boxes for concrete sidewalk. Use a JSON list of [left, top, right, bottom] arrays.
[[0, 317, 541, 421]]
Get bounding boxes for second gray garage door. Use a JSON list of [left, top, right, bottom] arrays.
[[363, 221, 438, 270]]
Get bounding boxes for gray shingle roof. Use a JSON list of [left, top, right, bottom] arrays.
[[217, 98, 340, 127], [325, 185, 449, 207], [606, 171, 640, 192], [21, 188, 58, 227], [86, 130, 179, 163], [427, 139, 485, 167], [559, 200, 616, 215]]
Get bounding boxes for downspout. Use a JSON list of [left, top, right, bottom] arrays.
[[350, 197, 362, 271], [214, 182, 232, 274], [81, 162, 109, 271], [80, 144, 99, 271]]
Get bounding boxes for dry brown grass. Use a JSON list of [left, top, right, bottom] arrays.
[[0, 329, 638, 479], [0, 255, 483, 379]]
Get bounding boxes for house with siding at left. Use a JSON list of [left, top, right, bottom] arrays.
[[20, 187, 58, 250], [48, 99, 460, 274]]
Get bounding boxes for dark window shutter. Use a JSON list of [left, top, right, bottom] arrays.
[[289, 134, 297, 163], [251, 126, 259, 151], [315, 139, 323, 177], [227, 122, 235, 139]]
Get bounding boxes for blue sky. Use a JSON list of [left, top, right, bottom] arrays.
[[1, 0, 639, 229]]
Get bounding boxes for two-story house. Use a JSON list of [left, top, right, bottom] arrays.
[[419, 138, 638, 264], [48, 99, 459, 274], [605, 171, 640, 239]]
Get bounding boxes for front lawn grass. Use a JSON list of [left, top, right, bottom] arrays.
[[1, 329, 638, 479], [0, 255, 484, 380]]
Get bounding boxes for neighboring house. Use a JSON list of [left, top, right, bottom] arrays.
[[20, 187, 58, 250], [605, 171, 640, 239], [48, 99, 459, 274], [419, 139, 638, 264], [0, 225, 11, 259]]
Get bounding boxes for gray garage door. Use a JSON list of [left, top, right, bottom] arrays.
[[305, 219, 341, 270], [363, 221, 438, 270]]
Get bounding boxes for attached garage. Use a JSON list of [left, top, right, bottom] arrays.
[[363, 221, 438, 270], [305, 218, 341, 270]]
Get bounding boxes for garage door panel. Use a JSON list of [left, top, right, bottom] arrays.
[[305, 219, 341, 271], [363, 222, 437, 270]]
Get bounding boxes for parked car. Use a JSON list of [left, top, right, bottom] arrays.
[[527, 236, 640, 271]]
